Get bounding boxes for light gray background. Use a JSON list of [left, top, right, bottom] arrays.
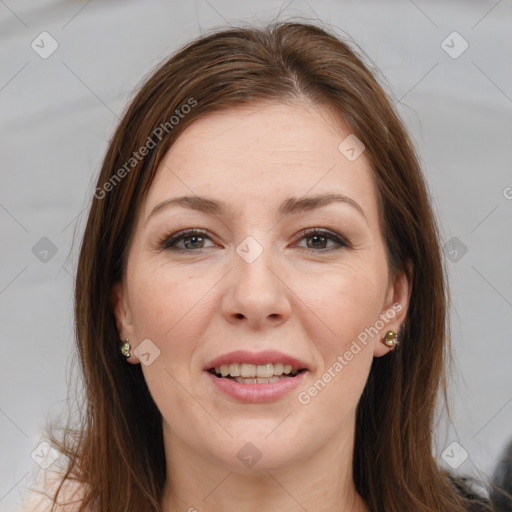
[[1, 0, 511, 509]]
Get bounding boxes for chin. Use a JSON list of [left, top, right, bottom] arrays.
[[203, 425, 309, 473]]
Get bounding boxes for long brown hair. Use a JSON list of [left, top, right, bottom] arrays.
[[44, 19, 487, 511]]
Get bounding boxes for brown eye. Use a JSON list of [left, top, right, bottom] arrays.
[[159, 229, 216, 251], [295, 229, 349, 251]]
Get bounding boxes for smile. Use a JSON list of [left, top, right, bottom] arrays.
[[208, 362, 306, 384], [204, 350, 310, 402]]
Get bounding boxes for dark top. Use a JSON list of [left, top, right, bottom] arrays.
[[448, 474, 494, 511]]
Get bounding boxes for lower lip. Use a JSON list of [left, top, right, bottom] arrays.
[[205, 370, 307, 403]]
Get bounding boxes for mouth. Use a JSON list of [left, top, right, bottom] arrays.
[[204, 350, 310, 401], [207, 363, 308, 384]]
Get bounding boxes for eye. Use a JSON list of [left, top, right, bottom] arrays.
[[158, 227, 350, 253], [158, 229, 217, 251], [294, 228, 350, 251]]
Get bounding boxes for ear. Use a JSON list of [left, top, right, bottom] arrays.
[[111, 281, 139, 364], [373, 259, 413, 357]]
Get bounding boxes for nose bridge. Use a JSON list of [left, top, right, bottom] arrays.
[[234, 234, 278, 297], [223, 233, 291, 326]]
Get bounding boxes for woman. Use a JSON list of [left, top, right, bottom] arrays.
[[20, 20, 492, 512]]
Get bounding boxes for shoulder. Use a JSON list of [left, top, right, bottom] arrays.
[[446, 473, 493, 512], [18, 468, 88, 512]]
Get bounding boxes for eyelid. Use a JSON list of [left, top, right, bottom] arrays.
[[157, 228, 215, 251], [292, 228, 350, 250], [158, 227, 350, 253]]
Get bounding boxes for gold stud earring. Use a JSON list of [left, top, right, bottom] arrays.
[[119, 339, 131, 358], [382, 330, 399, 350]]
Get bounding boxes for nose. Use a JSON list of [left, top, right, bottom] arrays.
[[221, 242, 292, 330]]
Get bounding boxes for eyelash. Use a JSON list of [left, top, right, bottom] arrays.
[[157, 228, 350, 253]]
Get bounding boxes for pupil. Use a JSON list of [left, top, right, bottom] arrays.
[[308, 235, 325, 248], [185, 236, 203, 249]]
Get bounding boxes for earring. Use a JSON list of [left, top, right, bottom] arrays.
[[119, 339, 131, 358], [382, 330, 399, 350]]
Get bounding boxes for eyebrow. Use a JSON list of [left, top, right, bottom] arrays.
[[146, 193, 368, 225]]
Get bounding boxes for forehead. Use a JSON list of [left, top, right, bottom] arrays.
[[143, 101, 379, 223]]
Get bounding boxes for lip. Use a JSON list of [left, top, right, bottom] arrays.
[[204, 350, 309, 371], [205, 369, 308, 403]]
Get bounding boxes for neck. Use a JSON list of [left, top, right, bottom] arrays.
[[160, 422, 369, 512]]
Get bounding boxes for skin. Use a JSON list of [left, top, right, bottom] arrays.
[[112, 100, 412, 512]]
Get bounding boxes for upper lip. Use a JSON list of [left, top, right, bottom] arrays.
[[204, 350, 309, 371]]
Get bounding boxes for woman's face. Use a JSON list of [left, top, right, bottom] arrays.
[[112, 101, 410, 474]]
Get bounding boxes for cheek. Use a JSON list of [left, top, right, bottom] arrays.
[[305, 258, 387, 346], [298, 258, 386, 400], [128, 263, 217, 358], [129, 265, 217, 411], [296, 275, 379, 419]]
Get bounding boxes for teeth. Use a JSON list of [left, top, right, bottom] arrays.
[[241, 363, 255, 378], [256, 363, 273, 378], [234, 375, 290, 384], [273, 363, 284, 374], [229, 363, 240, 377], [213, 362, 301, 378]]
